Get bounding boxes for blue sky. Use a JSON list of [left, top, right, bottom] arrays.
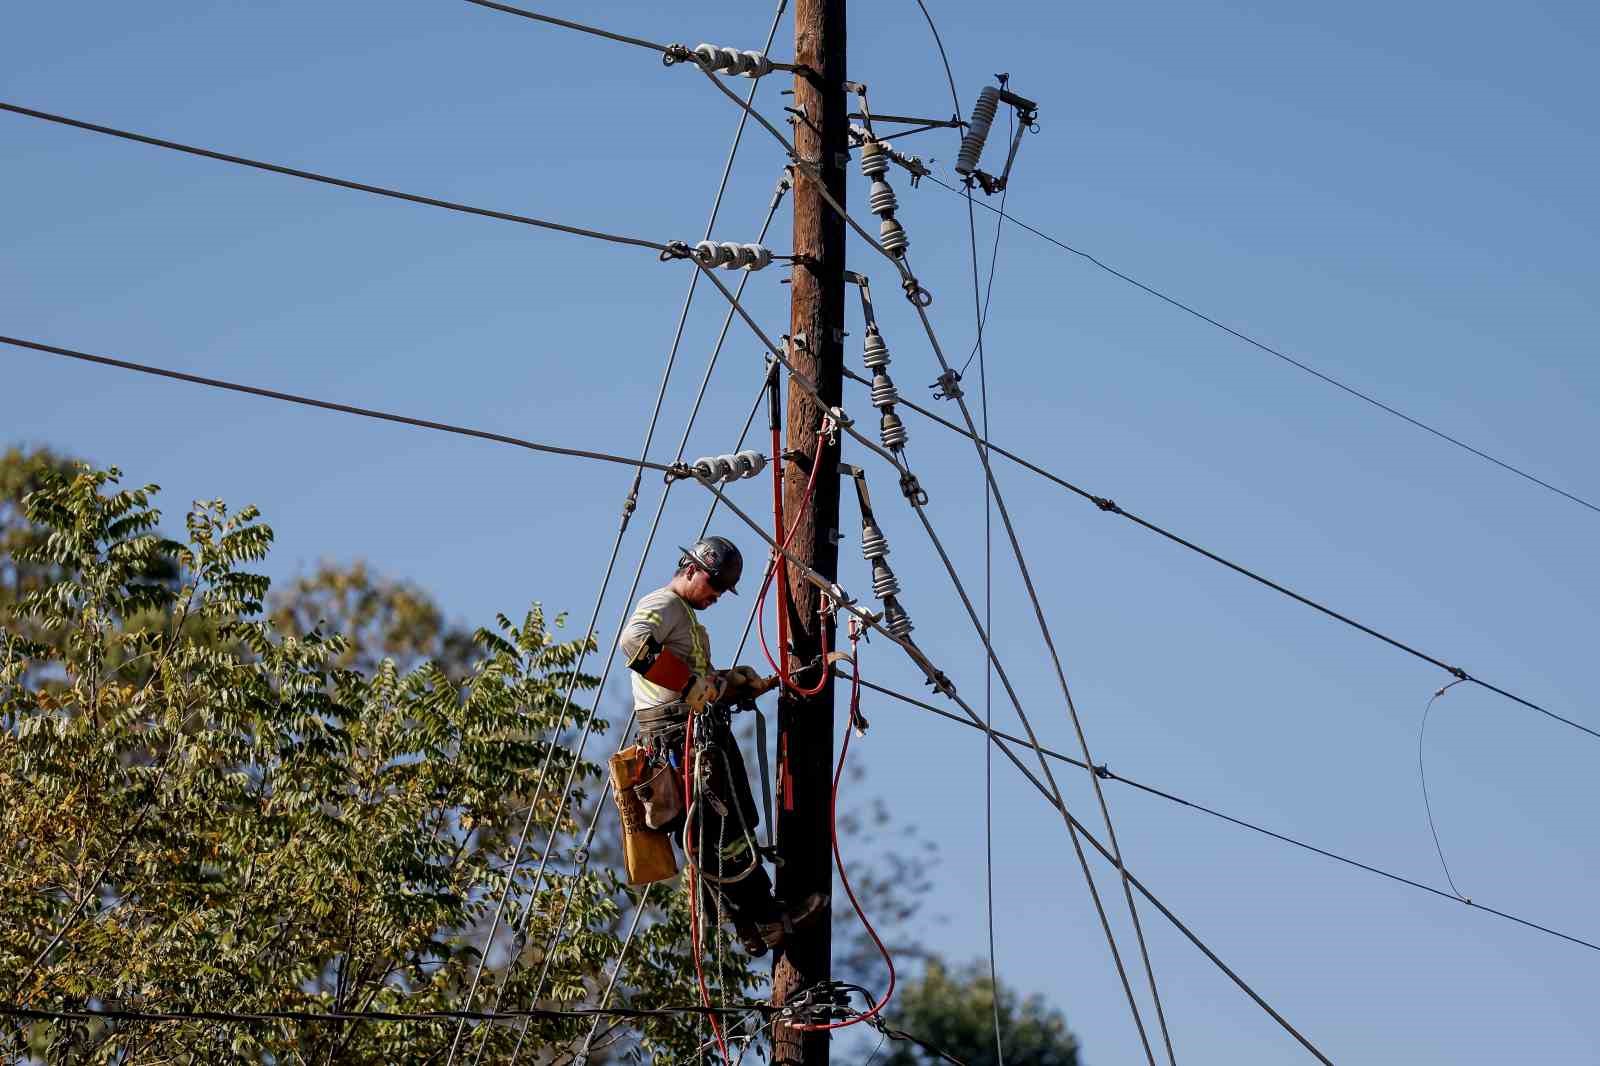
[[5, 1, 1598, 1062]]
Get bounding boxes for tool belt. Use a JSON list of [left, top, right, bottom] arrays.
[[635, 699, 691, 738]]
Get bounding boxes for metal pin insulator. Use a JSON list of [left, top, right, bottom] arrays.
[[862, 327, 891, 369], [879, 217, 908, 255], [879, 408, 908, 450], [867, 178, 898, 217]]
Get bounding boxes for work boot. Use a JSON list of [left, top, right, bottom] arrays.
[[754, 892, 830, 951], [733, 920, 770, 958]]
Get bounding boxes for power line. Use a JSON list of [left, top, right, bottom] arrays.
[[462, 0, 806, 72], [0, 1002, 769, 1027], [488, 16, 794, 1049], [851, 672, 1600, 956], [925, 174, 1600, 519], [685, 477, 1335, 1065], [460, 0, 679, 55], [849, 367, 1600, 744], [0, 102, 669, 253], [895, 228, 1179, 1064], [2, 335, 678, 475]]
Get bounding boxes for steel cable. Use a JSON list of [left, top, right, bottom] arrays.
[[901, 255, 1177, 1065], [851, 671, 1600, 955], [1, 335, 677, 474], [924, 174, 1600, 517], [0, 102, 668, 253], [679, 476, 1334, 1064], [851, 370, 1600, 744], [489, 14, 791, 1048]]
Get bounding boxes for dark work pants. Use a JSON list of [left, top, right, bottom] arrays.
[[640, 714, 777, 929]]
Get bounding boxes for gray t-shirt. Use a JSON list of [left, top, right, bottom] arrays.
[[618, 586, 712, 713]]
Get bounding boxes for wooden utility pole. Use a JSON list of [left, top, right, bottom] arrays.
[[773, 0, 846, 1062]]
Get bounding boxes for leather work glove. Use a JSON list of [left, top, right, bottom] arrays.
[[722, 665, 777, 701], [684, 673, 725, 715]]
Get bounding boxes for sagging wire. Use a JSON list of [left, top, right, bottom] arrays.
[[1418, 677, 1471, 902], [682, 474, 1334, 1066], [853, 666, 1600, 955]]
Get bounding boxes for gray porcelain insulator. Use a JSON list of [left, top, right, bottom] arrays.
[[870, 368, 899, 408], [882, 597, 914, 639], [863, 328, 890, 370], [859, 139, 889, 178], [879, 217, 908, 255], [879, 408, 908, 450], [860, 519, 888, 560], [868, 179, 898, 217], [871, 556, 901, 600]]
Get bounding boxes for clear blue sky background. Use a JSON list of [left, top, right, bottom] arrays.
[[5, 2, 1598, 1062]]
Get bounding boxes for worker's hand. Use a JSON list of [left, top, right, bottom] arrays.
[[684, 672, 725, 715], [723, 665, 777, 700]]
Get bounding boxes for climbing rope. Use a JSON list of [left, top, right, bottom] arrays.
[[792, 621, 896, 1033], [755, 427, 832, 696], [684, 711, 733, 1065]]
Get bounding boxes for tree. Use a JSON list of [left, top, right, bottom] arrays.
[[0, 464, 755, 1064], [269, 561, 478, 681], [0, 449, 952, 1064], [879, 958, 1081, 1066]]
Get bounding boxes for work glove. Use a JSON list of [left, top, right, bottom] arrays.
[[722, 665, 777, 701], [683, 672, 725, 715]]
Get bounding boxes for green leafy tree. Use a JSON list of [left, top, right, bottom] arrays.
[[879, 958, 1081, 1066], [0, 464, 756, 1064], [269, 561, 477, 681], [0, 449, 954, 1064]]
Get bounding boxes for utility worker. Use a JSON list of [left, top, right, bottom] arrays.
[[618, 535, 826, 956]]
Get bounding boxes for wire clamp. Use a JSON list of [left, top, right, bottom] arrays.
[[662, 461, 697, 483], [779, 981, 855, 1025], [1093, 763, 1113, 780], [930, 368, 963, 400], [659, 240, 694, 262], [661, 44, 693, 66], [901, 276, 934, 308], [898, 471, 929, 507], [1092, 495, 1121, 513]]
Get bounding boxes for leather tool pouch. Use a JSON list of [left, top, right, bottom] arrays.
[[634, 759, 684, 830]]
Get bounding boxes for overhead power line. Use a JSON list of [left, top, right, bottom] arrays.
[[852, 673, 1600, 955], [849, 368, 1600, 744], [1, 335, 678, 475], [927, 174, 1600, 519], [686, 476, 1335, 1066], [0, 102, 668, 253], [0, 1001, 769, 1027], [461, 0, 805, 72], [460, 0, 679, 55]]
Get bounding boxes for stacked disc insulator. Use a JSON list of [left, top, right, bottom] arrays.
[[689, 449, 768, 483], [859, 513, 912, 639], [859, 138, 909, 258]]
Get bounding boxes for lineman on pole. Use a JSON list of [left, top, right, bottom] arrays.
[[619, 535, 827, 956]]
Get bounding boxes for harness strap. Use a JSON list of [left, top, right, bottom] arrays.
[[755, 706, 774, 850]]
